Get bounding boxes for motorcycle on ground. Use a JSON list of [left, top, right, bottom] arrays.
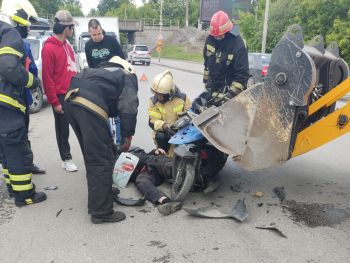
[[168, 92, 229, 202]]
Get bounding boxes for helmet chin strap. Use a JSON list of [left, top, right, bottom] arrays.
[[159, 94, 171, 103], [15, 25, 29, 38]]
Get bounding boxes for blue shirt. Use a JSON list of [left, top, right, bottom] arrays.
[[23, 41, 38, 106]]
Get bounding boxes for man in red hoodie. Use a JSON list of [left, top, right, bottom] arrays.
[[42, 10, 78, 172]]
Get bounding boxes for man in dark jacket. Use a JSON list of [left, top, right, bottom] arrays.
[[85, 19, 125, 68], [64, 56, 138, 224], [0, 0, 47, 206], [201, 10, 249, 105], [192, 10, 248, 192]]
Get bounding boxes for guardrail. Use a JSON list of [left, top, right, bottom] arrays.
[[37, 15, 180, 30], [141, 18, 180, 29]]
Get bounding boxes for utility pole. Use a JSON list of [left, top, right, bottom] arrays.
[[261, 0, 269, 53], [198, 0, 202, 30], [158, 0, 163, 62], [185, 0, 189, 27]]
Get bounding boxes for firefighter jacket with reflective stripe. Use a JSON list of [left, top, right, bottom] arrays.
[[0, 21, 34, 114], [203, 29, 249, 94], [148, 86, 192, 131], [68, 67, 139, 138]]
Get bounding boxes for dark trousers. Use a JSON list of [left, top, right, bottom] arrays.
[[24, 106, 34, 167], [134, 155, 172, 204], [53, 94, 72, 161], [200, 147, 228, 183], [155, 131, 171, 152], [65, 101, 114, 216], [0, 126, 34, 201]]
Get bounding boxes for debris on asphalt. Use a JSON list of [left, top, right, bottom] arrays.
[[183, 199, 248, 222], [44, 186, 58, 190], [284, 200, 350, 227], [255, 225, 287, 238], [230, 183, 242, 192], [138, 207, 152, 213], [148, 240, 167, 249], [231, 199, 249, 222], [257, 203, 264, 207], [273, 187, 286, 202], [56, 209, 63, 218], [254, 191, 264, 198], [113, 195, 145, 206]]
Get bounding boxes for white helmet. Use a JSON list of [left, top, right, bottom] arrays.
[[151, 70, 175, 95], [108, 56, 135, 74], [0, 0, 38, 26]]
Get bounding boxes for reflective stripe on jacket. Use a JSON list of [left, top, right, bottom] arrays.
[[0, 21, 34, 113]]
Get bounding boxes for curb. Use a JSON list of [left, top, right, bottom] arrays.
[[151, 59, 202, 75]]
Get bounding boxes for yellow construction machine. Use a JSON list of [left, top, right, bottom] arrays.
[[192, 24, 350, 171]]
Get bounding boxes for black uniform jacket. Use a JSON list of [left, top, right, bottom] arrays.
[[0, 21, 32, 114], [69, 67, 139, 138], [203, 27, 249, 92]]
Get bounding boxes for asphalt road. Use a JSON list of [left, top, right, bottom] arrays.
[[1, 61, 350, 263]]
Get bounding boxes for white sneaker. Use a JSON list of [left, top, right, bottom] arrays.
[[61, 160, 78, 172]]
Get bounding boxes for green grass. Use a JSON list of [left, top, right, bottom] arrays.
[[151, 44, 203, 63]]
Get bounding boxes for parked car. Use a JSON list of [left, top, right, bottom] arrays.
[[247, 53, 271, 88], [127, 45, 151, 65], [25, 33, 51, 113]]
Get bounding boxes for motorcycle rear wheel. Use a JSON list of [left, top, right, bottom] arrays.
[[171, 158, 196, 202]]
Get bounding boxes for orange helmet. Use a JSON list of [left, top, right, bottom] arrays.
[[209, 11, 233, 37]]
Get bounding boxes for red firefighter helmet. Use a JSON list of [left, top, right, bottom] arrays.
[[209, 11, 233, 37]]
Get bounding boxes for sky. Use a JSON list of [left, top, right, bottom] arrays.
[[80, 0, 145, 16]]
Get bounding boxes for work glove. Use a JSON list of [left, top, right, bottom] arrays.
[[162, 123, 176, 136], [172, 115, 191, 131], [224, 90, 239, 100], [118, 136, 132, 152]]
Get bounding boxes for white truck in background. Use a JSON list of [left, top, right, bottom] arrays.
[[73, 17, 120, 70]]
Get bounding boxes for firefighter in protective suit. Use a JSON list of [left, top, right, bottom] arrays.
[[148, 70, 191, 153], [64, 56, 139, 224], [194, 10, 249, 112], [0, 0, 47, 206]]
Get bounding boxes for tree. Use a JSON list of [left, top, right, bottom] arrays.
[[31, 0, 65, 17], [60, 0, 83, 16], [106, 2, 140, 19], [97, 0, 130, 15], [327, 8, 350, 64], [237, 0, 350, 64]]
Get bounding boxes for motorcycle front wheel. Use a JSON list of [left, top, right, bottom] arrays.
[[171, 157, 196, 202]]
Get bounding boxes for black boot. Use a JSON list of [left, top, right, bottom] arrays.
[[15, 192, 47, 207], [158, 201, 182, 216], [91, 211, 126, 224], [30, 164, 46, 174]]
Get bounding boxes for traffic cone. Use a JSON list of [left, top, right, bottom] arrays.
[[139, 73, 148, 82]]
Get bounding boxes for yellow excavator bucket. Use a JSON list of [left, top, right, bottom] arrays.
[[192, 24, 349, 171]]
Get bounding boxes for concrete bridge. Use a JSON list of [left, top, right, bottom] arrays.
[[119, 19, 180, 50]]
